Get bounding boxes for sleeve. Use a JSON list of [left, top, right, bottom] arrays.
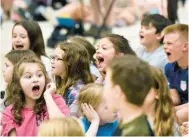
[[52, 94, 70, 116], [2, 106, 16, 136], [68, 93, 80, 117]]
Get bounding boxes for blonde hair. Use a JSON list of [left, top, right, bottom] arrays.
[[78, 83, 103, 114], [151, 67, 176, 136], [162, 24, 188, 41], [38, 117, 85, 136]]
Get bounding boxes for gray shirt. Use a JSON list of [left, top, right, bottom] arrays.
[[135, 46, 168, 73]]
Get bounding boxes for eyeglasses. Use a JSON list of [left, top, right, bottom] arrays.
[[50, 55, 63, 61]]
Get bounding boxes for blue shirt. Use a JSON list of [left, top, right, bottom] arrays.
[[165, 62, 188, 104], [81, 117, 118, 136]]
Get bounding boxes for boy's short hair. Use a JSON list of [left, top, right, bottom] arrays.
[[162, 24, 188, 41], [108, 55, 152, 106], [78, 83, 103, 112], [141, 14, 172, 34]]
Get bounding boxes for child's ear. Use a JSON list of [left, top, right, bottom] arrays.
[[118, 52, 124, 57], [182, 42, 188, 52], [155, 95, 159, 99], [156, 33, 162, 41], [115, 85, 126, 101]]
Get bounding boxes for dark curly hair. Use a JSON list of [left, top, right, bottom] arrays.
[[7, 56, 49, 125]]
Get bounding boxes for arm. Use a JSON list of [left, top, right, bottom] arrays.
[[82, 103, 100, 136], [170, 89, 181, 106], [44, 83, 68, 119]]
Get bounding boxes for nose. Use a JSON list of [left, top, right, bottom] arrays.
[[32, 76, 39, 83]]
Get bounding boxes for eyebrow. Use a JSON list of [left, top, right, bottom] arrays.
[[12, 33, 27, 35], [23, 70, 43, 74]]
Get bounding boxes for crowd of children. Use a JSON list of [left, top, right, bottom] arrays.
[[0, 13, 188, 136]]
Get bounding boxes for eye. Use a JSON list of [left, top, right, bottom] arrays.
[[12, 35, 16, 38], [21, 35, 26, 38], [38, 73, 43, 77], [25, 75, 31, 79], [5, 64, 9, 68]]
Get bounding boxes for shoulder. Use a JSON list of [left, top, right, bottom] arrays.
[[165, 62, 176, 72], [4, 105, 13, 113], [135, 45, 145, 57]]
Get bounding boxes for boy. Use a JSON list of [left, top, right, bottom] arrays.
[[163, 24, 188, 124], [104, 55, 154, 136], [136, 14, 172, 73]]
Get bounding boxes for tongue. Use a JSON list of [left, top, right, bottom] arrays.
[[33, 88, 39, 94]]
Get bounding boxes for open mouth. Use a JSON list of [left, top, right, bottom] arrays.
[[16, 45, 24, 49], [97, 57, 104, 63], [32, 85, 40, 94], [140, 35, 144, 39], [166, 52, 171, 56]]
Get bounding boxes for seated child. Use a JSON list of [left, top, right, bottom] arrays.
[[38, 117, 85, 136], [163, 24, 188, 124], [78, 83, 119, 136], [135, 14, 172, 73], [2, 56, 70, 136], [104, 55, 154, 136]]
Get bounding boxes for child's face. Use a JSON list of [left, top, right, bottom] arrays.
[[3, 58, 14, 83], [51, 46, 65, 77], [20, 63, 46, 102], [163, 32, 186, 63], [12, 25, 30, 50], [96, 96, 118, 123], [95, 38, 116, 72], [139, 24, 159, 47]]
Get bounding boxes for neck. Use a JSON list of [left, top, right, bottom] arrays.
[[145, 42, 160, 52], [120, 102, 144, 124], [178, 53, 188, 69], [143, 101, 156, 123], [24, 98, 36, 108]]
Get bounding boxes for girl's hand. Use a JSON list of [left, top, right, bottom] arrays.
[[180, 122, 189, 136], [45, 82, 56, 95], [81, 103, 100, 123]]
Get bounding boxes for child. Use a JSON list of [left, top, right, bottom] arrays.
[[78, 83, 118, 136], [2, 50, 36, 108], [95, 34, 136, 84], [2, 56, 70, 136], [38, 117, 85, 136], [163, 24, 188, 124], [68, 36, 100, 80], [51, 41, 93, 117], [104, 55, 153, 136], [143, 66, 181, 136], [12, 20, 52, 79], [135, 14, 172, 73]]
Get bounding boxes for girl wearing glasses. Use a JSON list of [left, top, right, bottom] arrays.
[[51, 41, 94, 117]]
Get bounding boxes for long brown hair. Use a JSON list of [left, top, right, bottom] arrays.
[[151, 67, 175, 136], [12, 20, 47, 58], [7, 56, 49, 125], [5, 50, 36, 106], [55, 42, 93, 96]]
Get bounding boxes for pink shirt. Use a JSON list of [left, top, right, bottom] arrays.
[[2, 94, 70, 136]]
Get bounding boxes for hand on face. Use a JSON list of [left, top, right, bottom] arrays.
[[180, 122, 189, 136], [81, 103, 100, 123]]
